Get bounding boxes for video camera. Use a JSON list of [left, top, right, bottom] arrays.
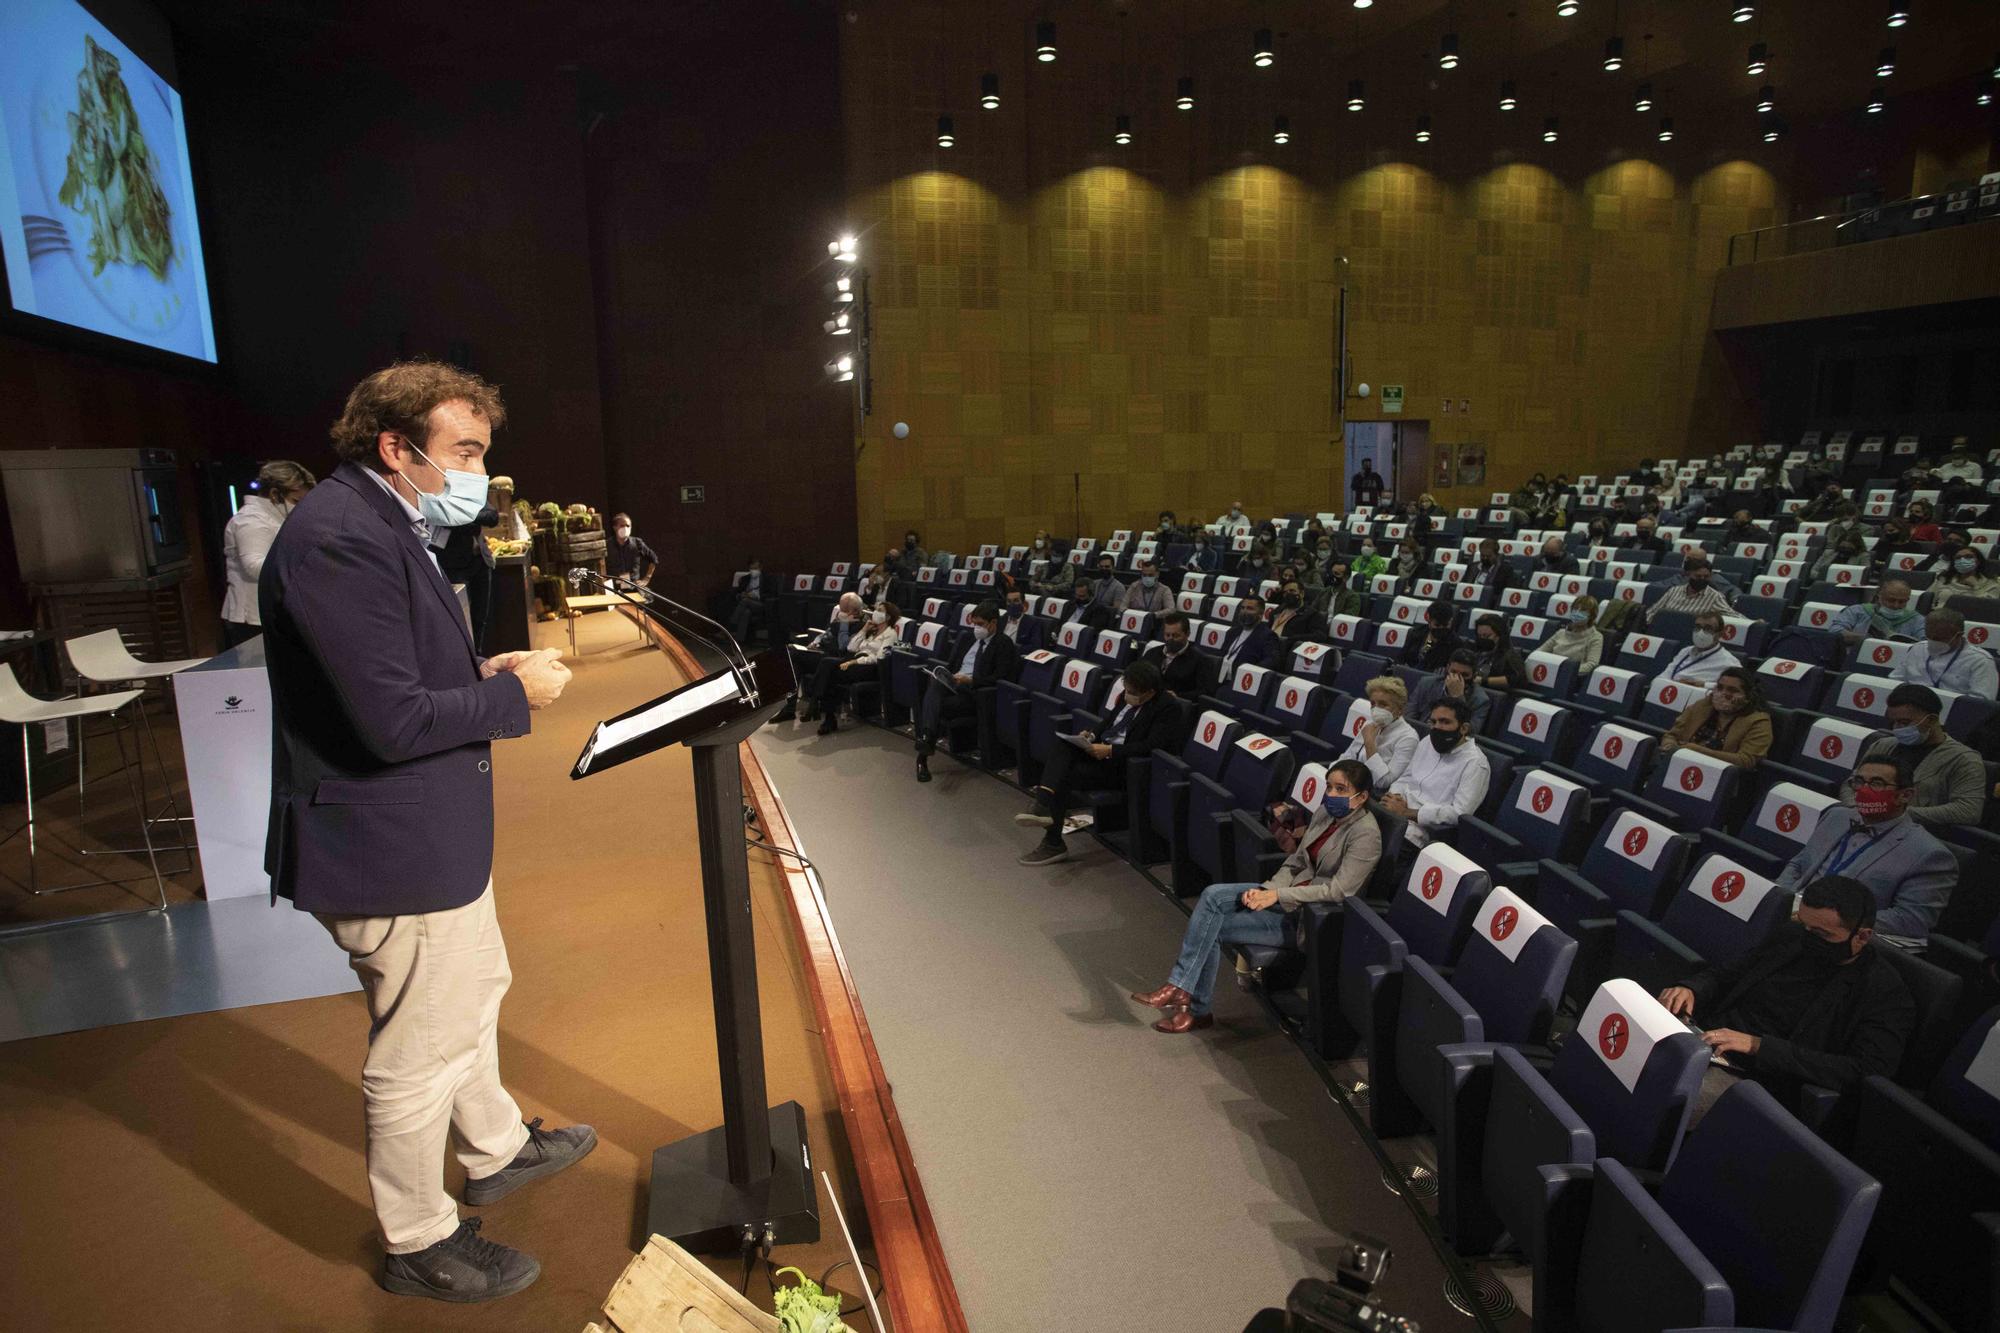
[[1240, 1234, 1416, 1333]]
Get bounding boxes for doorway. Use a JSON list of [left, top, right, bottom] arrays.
[[1342, 420, 1434, 509]]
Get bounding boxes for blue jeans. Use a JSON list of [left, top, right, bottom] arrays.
[[1167, 883, 1290, 1015]]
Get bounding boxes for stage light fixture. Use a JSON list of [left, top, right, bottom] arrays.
[[1886, 6, 1910, 27], [936, 114, 954, 148], [1603, 36, 1623, 71], [1866, 87, 1886, 114], [824, 309, 852, 335], [1875, 47, 1896, 77], [1543, 115, 1559, 142], [1114, 113, 1132, 145], [829, 235, 858, 263], [1556, 1, 1579, 16], [1439, 33, 1460, 69], [1732, 4, 1754, 22], [1499, 79, 1518, 110], [1657, 115, 1674, 141], [1634, 81, 1653, 111], [1353, 0, 1373, 8], [1177, 76, 1195, 110], [825, 356, 854, 383], [1347, 79, 1366, 110], [1756, 84, 1776, 112], [1763, 118, 1785, 142], [830, 276, 854, 303], [981, 72, 999, 109], [1254, 28, 1274, 67], [1416, 113, 1433, 142], [1273, 115, 1291, 144], [1746, 42, 1767, 75], [1035, 21, 1056, 62]]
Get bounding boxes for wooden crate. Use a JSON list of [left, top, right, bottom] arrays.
[[581, 1236, 780, 1333]]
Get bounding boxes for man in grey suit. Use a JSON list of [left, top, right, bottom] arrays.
[[1775, 753, 1956, 939]]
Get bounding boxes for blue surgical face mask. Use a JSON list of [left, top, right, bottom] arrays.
[[1566, 609, 1588, 626], [1321, 793, 1352, 818], [1140, 575, 1157, 588], [399, 437, 487, 528], [1889, 723, 1925, 746]]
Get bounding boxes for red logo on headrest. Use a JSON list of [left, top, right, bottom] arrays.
[[1301, 778, 1318, 803], [1249, 737, 1273, 752], [1819, 734, 1844, 759], [1537, 575, 1551, 589], [1853, 687, 1876, 710], [1531, 786, 1555, 814], [1972, 626, 1990, 645], [1352, 716, 1366, 736], [1597, 1012, 1629, 1061], [1680, 764, 1705, 792], [1634, 637, 1651, 652], [1775, 660, 1797, 675], [1600, 676, 1618, 696], [1836, 571, 1853, 584], [1240, 672, 1254, 690], [1285, 688, 1300, 708], [1603, 735, 1625, 760], [1775, 804, 1800, 833], [1623, 826, 1650, 856], [1422, 867, 1444, 899], [1489, 905, 1520, 941], [1811, 609, 1830, 625], [1660, 684, 1679, 705], [1534, 664, 1549, 683], [1396, 605, 1411, 620], [1872, 645, 1893, 664], [1203, 721, 1218, 744], [1522, 713, 1541, 735], [1711, 871, 1746, 903], [1067, 670, 1080, 687], [1622, 587, 1638, 601]]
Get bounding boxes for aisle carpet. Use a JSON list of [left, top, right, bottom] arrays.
[[754, 718, 1480, 1333], [0, 612, 867, 1331]]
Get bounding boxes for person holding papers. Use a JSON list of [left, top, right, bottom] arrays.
[[913, 601, 1017, 782], [1015, 660, 1183, 866]]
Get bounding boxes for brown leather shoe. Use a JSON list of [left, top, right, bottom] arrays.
[[1131, 983, 1193, 1010], [1153, 1007, 1214, 1034]]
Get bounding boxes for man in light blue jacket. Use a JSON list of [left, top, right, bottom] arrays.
[[1775, 753, 1956, 939]]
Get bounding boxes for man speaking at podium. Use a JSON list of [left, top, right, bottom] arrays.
[[260, 360, 588, 1305]]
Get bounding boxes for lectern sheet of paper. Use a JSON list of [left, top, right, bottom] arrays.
[[581, 673, 743, 772]]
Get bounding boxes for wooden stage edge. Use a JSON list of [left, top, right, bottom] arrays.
[[635, 613, 971, 1333]]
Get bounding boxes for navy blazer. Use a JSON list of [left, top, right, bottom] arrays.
[[260, 462, 531, 916], [1216, 623, 1277, 671]]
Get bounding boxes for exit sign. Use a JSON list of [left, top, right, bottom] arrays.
[[679, 485, 706, 504], [1380, 384, 1404, 415]]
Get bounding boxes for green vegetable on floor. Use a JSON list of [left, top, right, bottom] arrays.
[[56, 36, 175, 279], [771, 1266, 854, 1333]]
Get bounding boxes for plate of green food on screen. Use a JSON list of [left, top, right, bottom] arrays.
[[30, 34, 193, 337]]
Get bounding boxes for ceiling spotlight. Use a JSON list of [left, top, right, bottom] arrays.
[[830, 276, 854, 303], [936, 115, 954, 148], [1763, 118, 1785, 142], [1347, 78, 1366, 111], [1543, 115, 1559, 142], [824, 309, 852, 335], [1176, 76, 1195, 110], [1634, 81, 1654, 111], [825, 355, 854, 383], [1439, 33, 1460, 69], [1035, 20, 1056, 62], [1979, 76, 1995, 107], [1657, 115, 1674, 141], [1603, 36, 1624, 71], [1732, 3, 1755, 22], [829, 235, 858, 263], [1254, 28, 1274, 67], [1499, 79, 1518, 110], [1746, 42, 1767, 75], [1875, 47, 1896, 77], [981, 72, 999, 110], [1353, 0, 1373, 8], [1273, 115, 1291, 144], [1114, 113, 1132, 146], [1866, 87, 1886, 114], [1556, 0, 1579, 16], [1886, 6, 1910, 27], [1756, 84, 1776, 112], [1416, 113, 1433, 142]]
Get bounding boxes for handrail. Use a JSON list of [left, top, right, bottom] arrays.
[[1727, 180, 1995, 265]]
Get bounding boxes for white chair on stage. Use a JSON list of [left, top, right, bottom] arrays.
[[62, 629, 209, 864]]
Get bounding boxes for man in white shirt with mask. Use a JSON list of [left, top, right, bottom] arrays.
[[1892, 607, 1998, 700], [1664, 609, 1741, 693], [1224, 500, 1253, 535], [1379, 697, 1491, 853]]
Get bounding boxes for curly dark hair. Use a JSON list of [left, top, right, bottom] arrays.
[[328, 360, 508, 464]]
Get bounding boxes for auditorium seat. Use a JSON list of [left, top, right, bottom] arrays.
[[1018, 657, 1110, 787], [1755, 655, 1826, 710], [1492, 696, 1574, 765], [1534, 1081, 1879, 1333], [1329, 843, 1493, 1066], [1734, 780, 1838, 870], [1435, 979, 1706, 1259], [1549, 719, 1657, 799], [1178, 732, 1297, 893], [1456, 768, 1591, 885], [1627, 749, 1741, 830], [992, 647, 1069, 773], [1245, 673, 1329, 740], [1213, 661, 1277, 719], [1532, 804, 1694, 1004]]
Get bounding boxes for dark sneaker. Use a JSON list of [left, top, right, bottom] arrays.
[[1018, 841, 1070, 866], [463, 1118, 598, 1206], [1013, 805, 1054, 827], [767, 699, 797, 725], [378, 1218, 539, 1303]]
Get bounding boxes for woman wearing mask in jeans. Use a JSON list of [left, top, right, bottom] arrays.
[[1540, 596, 1603, 671], [1339, 676, 1418, 788], [812, 601, 902, 734], [222, 460, 317, 647], [1657, 667, 1772, 770], [1932, 546, 2000, 609]]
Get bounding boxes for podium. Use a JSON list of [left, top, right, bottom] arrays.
[[572, 645, 820, 1254]]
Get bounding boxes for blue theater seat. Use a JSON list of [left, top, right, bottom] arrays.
[[1609, 835, 1789, 992], [1177, 732, 1297, 893], [1457, 767, 1591, 885], [1532, 803, 1695, 1004], [1132, 708, 1241, 868]]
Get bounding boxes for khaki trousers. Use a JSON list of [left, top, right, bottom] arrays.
[[317, 881, 531, 1253]]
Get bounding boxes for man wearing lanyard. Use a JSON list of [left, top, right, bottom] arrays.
[[1891, 607, 1998, 701], [913, 601, 1017, 782], [1664, 610, 1741, 691], [1216, 594, 1276, 674], [1774, 755, 1956, 939]]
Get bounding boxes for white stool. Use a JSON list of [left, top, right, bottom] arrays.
[[0, 664, 168, 931], [64, 630, 206, 862]]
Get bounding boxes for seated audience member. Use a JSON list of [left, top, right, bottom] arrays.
[[1584, 516, 1614, 548], [726, 555, 765, 643], [1466, 538, 1512, 600], [1187, 529, 1222, 572], [1933, 545, 2000, 608], [999, 587, 1040, 648], [1320, 559, 1363, 618], [1222, 500, 1253, 535], [1536, 535, 1579, 574], [896, 530, 929, 577], [1016, 659, 1185, 867], [1216, 594, 1277, 673], [1923, 528, 1971, 576], [1541, 596, 1604, 671], [1828, 577, 1923, 644], [1906, 500, 1942, 544], [1933, 438, 1985, 483], [1663, 609, 1741, 689], [1659, 876, 1915, 1120], [1645, 554, 1734, 626], [1405, 649, 1492, 733], [1810, 510, 1869, 580], [810, 602, 901, 734], [1720, 509, 1763, 548], [770, 592, 865, 724], [1842, 684, 1987, 829], [1627, 519, 1667, 560], [1402, 599, 1462, 673], [1341, 676, 1418, 789], [1154, 510, 1181, 543], [1799, 479, 1849, 521], [1657, 667, 1771, 769], [1892, 607, 1999, 700], [1125, 558, 1173, 615], [1381, 697, 1491, 852], [1145, 611, 1205, 697], [1871, 516, 1916, 572], [1239, 544, 1276, 585], [1471, 613, 1526, 692], [1269, 578, 1326, 643], [1775, 755, 1956, 939], [1087, 553, 1128, 617], [1130, 760, 1382, 1033], [912, 600, 1017, 782], [857, 563, 892, 607], [1391, 540, 1424, 582], [1059, 579, 1112, 632], [1351, 540, 1387, 582]]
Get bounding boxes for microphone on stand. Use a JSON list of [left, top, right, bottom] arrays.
[[568, 567, 758, 701]]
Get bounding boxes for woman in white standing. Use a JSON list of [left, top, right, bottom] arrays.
[[221, 460, 316, 647]]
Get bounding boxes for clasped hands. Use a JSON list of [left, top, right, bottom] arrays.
[[482, 649, 570, 709]]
